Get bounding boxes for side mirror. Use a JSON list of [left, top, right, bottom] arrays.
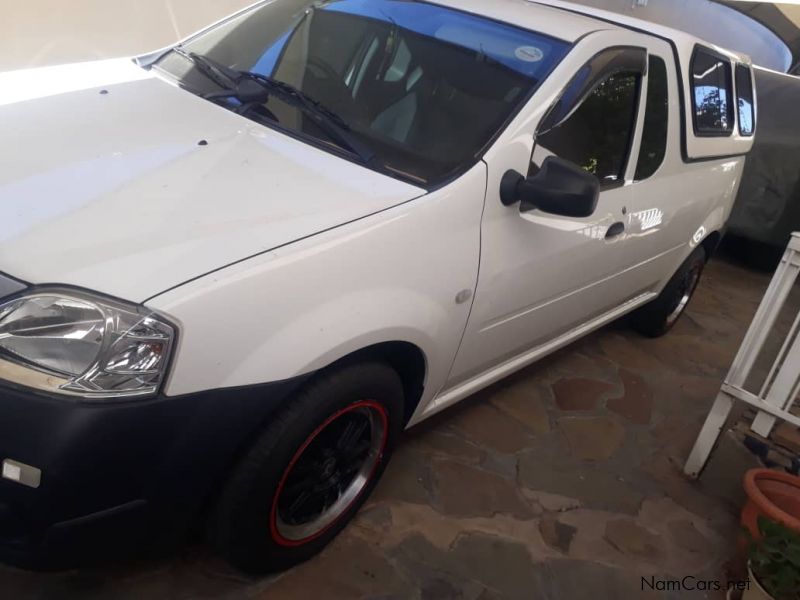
[[500, 156, 600, 218]]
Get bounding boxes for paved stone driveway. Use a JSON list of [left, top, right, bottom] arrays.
[[1, 255, 769, 599]]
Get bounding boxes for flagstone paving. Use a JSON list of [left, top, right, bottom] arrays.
[[0, 256, 771, 599]]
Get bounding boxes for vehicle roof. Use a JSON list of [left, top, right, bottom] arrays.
[[530, 0, 750, 63], [431, 0, 750, 64], [428, 0, 612, 43]]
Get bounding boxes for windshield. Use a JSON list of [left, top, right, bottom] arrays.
[[155, 0, 570, 186]]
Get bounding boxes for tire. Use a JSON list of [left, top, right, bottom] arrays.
[[631, 245, 706, 338], [209, 361, 405, 573]]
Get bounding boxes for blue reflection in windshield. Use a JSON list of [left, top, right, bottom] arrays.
[[253, 30, 292, 76], [250, 0, 564, 79], [324, 0, 560, 78]]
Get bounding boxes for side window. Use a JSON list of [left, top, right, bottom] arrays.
[[536, 72, 640, 186], [691, 47, 734, 136], [736, 64, 755, 137], [635, 56, 669, 181]]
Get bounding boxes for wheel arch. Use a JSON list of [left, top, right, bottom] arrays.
[[682, 206, 726, 270], [192, 338, 428, 538], [311, 340, 428, 426], [700, 230, 723, 261]]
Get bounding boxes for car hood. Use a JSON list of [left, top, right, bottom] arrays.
[[0, 59, 425, 302]]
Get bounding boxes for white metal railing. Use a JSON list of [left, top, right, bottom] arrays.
[[685, 233, 800, 478]]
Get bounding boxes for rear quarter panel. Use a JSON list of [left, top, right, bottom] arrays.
[[627, 156, 744, 298]]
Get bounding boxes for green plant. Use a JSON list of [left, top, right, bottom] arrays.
[[748, 516, 800, 600]]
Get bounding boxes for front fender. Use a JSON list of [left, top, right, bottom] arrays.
[[147, 163, 487, 410], [236, 290, 445, 387]]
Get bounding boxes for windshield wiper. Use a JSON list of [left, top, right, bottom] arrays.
[[172, 47, 237, 91], [172, 48, 378, 166]]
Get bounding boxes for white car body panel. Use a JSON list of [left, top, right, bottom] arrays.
[[445, 27, 746, 389], [0, 62, 423, 301], [0, 0, 754, 426], [149, 164, 486, 406], [449, 29, 652, 386]]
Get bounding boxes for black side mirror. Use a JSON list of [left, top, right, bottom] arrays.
[[500, 156, 600, 218]]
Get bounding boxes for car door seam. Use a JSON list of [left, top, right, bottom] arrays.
[[479, 241, 684, 333]]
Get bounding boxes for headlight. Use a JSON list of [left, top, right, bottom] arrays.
[[0, 290, 175, 399]]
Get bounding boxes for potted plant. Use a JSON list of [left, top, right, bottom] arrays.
[[742, 469, 800, 540], [744, 516, 800, 600]]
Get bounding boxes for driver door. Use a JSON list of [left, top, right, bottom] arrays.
[[444, 32, 653, 392]]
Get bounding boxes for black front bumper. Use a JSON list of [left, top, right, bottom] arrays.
[[0, 376, 306, 569]]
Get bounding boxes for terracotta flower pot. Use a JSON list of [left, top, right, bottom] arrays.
[[741, 468, 800, 539]]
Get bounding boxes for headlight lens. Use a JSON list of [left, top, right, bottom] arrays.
[[0, 291, 175, 399]]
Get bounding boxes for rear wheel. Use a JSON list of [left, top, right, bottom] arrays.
[[631, 245, 706, 337], [210, 362, 404, 573]]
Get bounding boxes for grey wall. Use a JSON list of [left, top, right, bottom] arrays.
[[569, 0, 792, 71]]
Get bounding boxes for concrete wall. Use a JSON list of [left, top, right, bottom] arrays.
[[2, 0, 254, 71]]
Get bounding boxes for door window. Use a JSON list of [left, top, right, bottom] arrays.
[[735, 64, 755, 137], [536, 71, 640, 187], [691, 47, 733, 135], [635, 56, 669, 181]]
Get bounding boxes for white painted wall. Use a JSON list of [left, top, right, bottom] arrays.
[[1, 0, 254, 71]]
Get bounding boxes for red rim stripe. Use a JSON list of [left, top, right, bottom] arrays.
[[269, 400, 389, 547]]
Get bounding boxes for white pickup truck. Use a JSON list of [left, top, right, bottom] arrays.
[[0, 0, 755, 572]]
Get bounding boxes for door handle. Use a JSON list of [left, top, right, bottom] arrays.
[[606, 222, 625, 239]]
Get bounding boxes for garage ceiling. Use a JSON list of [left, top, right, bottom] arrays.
[[718, 1, 800, 71]]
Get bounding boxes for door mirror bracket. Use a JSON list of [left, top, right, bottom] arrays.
[[500, 156, 600, 218]]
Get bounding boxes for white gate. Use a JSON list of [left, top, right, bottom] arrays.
[[685, 233, 800, 477]]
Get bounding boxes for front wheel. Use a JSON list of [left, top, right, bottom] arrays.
[[631, 245, 706, 337], [209, 362, 404, 573]]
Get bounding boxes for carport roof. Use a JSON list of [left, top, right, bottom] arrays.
[[716, 1, 800, 72]]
